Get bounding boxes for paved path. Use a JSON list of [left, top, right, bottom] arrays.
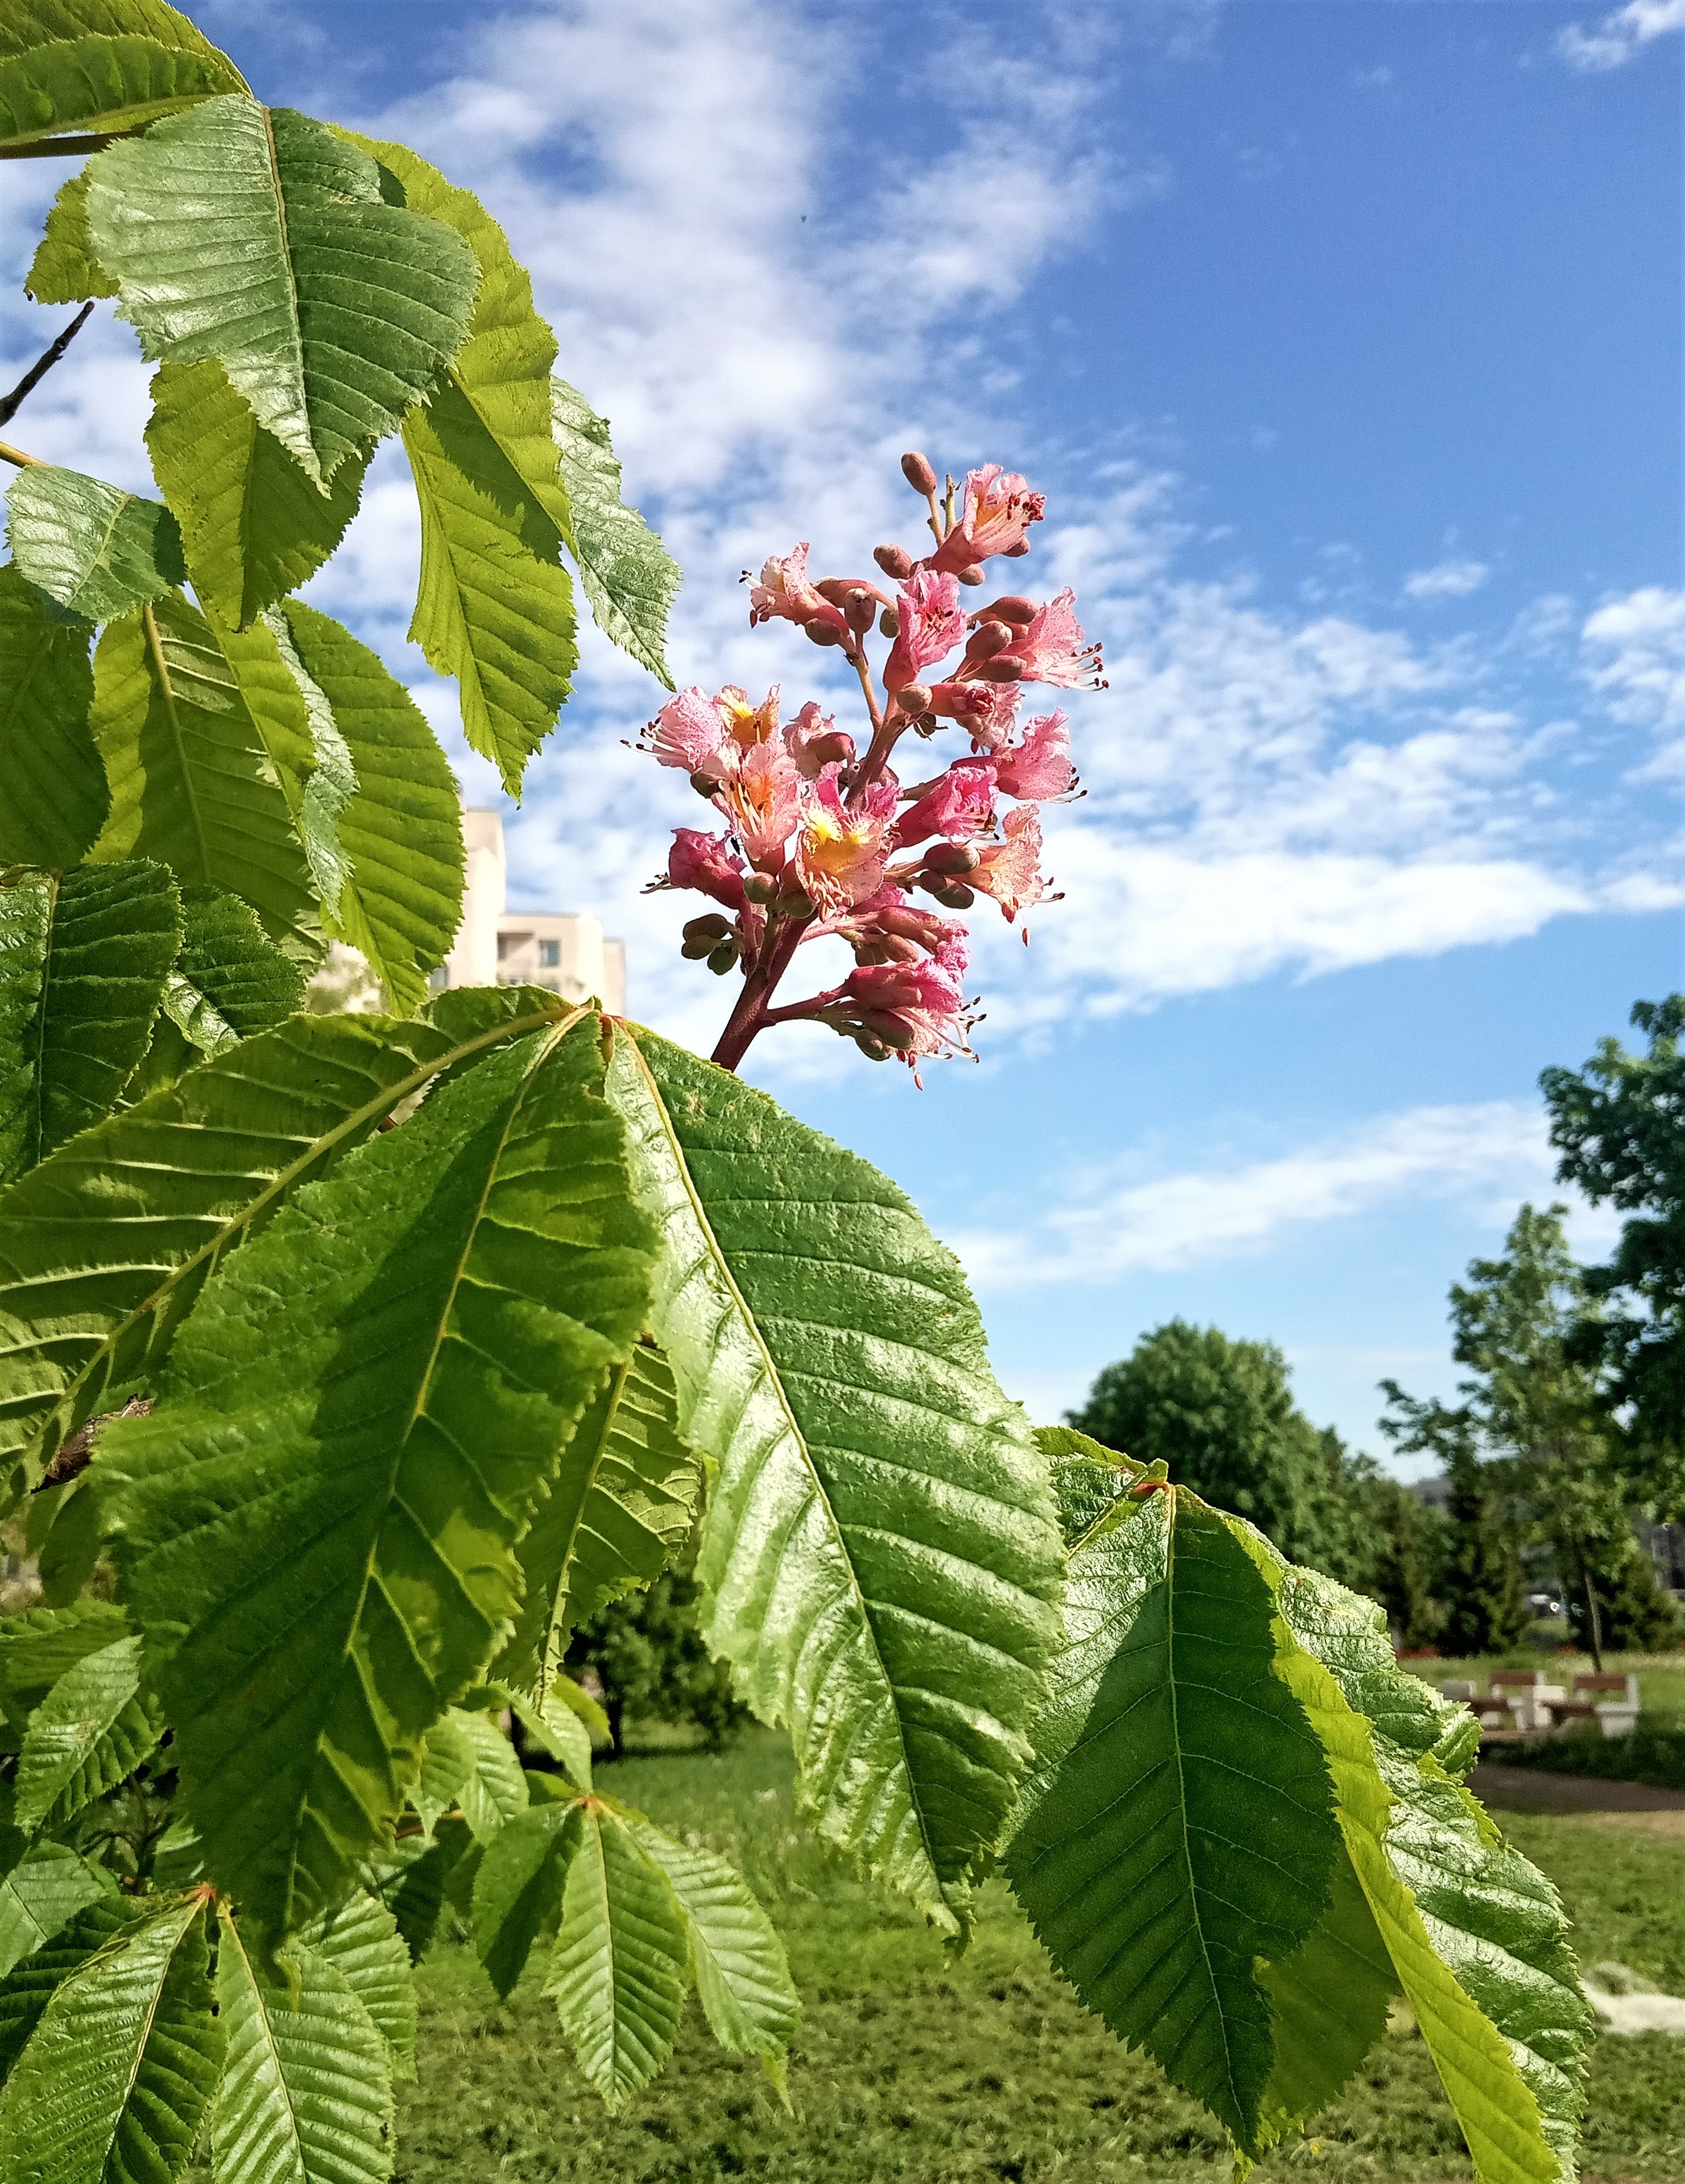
[[1470, 1761, 1685, 1817]]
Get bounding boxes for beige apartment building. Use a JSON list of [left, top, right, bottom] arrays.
[[440, 806, 627, 1011]]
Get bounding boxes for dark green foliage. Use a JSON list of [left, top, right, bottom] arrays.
[[1068, 1319, 1362, 1574], [1507, 1721, 1685, 1791], [1564, 1545, 1683, 1654], [1542, 995, 1685, 1513], [1381, 1390, 1531, 1655], [566, 1562, 749, 1752], [1353, 1469, 1447, 1648]]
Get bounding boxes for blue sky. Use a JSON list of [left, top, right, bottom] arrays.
[[2, 0, 1679, 1469]]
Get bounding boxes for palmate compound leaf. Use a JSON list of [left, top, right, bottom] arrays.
[[0, 564, 107, 868], [346, 134, 579, 797], [90, 593, 320, 961], [213, 1906, 393, 2184], [86, 97, 478, 490], [546, 1800, 690, 2111], [275, 602, 465, 1015], [6, 465, 186, 626], [626, 1813, 800, 2092], [13, 1630, 163, 1833], [0, 1890, 223, 2184], [146, 358, 369, 631], [605, 1027, 1064, 1937], [0, 985, 582, 1499], [1003, 1438, 1343, 2156], [1249, 1545, 1589, 2184], [494, 1338, 701, 1703], [0, 860, 182, 1184], [101, 1011, 659, 1935], [552, 377, 680, 687], [0, 0, 246, 150]]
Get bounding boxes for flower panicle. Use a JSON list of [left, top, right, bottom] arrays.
[[635, 450, 1099, 1074]]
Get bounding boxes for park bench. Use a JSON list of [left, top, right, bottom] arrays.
[[1437, 1669, 1639, 1738]]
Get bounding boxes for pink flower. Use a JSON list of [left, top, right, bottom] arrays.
[[930, 465, 1045, 574], [969, 803, 1047, 920], [993, 710, 1077, 801], [715, 684, 781, 748], [824, 883, 966, 963], [668, 828, 748, 912], [838, 946, 975, 1065], [747, 542, 848, 636], [893, 760, 996, 847], [995, 589, 1104, 689], [643, 687, 735, 778], [784, 700, 855, 779], [928, 678, 1022, 750], [717, 741, 802, 869], [796, 769, 897, 913], [883, 568, 964, 690]]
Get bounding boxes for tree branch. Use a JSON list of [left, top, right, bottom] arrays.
[[0, 301, 96, 429]]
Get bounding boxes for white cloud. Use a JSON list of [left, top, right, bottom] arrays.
[[1404, 558, 1489, 602], [1556, 0, 1685, 70], [950, 1101, 1576, 1289], [1579, 586, 1685, 775]]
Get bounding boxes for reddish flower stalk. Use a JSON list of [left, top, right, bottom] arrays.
[[636, 452, 1104, 1078]]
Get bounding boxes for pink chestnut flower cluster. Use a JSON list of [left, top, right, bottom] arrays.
[[639, 453, 1103, 1077]]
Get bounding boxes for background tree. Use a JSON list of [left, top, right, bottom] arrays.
[[1542, 994, 1685, 1517], [1069, 1320, 1360, 1576], [1380, 1385, 1530, 1656], [566, 1560, 749, 1753]]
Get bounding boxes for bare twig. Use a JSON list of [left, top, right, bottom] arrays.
[[0, 439, 45, 469], [0, 301, 96, 429]]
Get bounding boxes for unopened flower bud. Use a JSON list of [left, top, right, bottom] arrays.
[[777, 888, 815, 920], [680, 935, 717, 959], [682, 912, 732, 944], [859, 1011, 920, 1050], [967, 619, 1012, 661], [814, 578, 854, 608], [742, 871, 778, 904], [931, 881, 976, 909], [873, 543, 916, 580], [984, 596, 1036, 626], [893, 682, 933, 717], [1003, 539, 1031, 557], [707, 941, 739, 974], [805, 621, 843, 647], [925, 841, 980, 875], [807, 730, 856, 768], [878, 606, 901, 638], [854, 1034, 893, 1061], [901, 451, 938, 495], [956, 565, 986, 586], [977, 656, 1024, 682], [690, 769, 723, 797], [844, 589, 876, 634]]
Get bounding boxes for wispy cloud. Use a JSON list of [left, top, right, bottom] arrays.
[[1579, 586, 1685, 775], [950, 1101, 1609, 1289], [1556, 0, 1685, 71], [1404, 558, 1490, 602]]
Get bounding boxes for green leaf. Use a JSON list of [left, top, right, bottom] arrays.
[[545, 1804, 689, 2111], [552, 377, 678, 687], [0, 1, 246, 150], [277, 602, 465, 1015], [548, 1672, 611, 1748], [145, 358, 367, 630], [0, 1891, 223, 2184], [340, 138, 577, 796], [473, 1801, 581, 2000], [1004, 1476, 1341, 2154], [295, 1888, 416, 2078], [0, 861, 182, 1183], [6, 465, 185, 626], [0, 1893, 146, 2080], [445, 1706, 531, 1846], [86, 96, 478, 489], [165, 886, 303, 1054], [103, 1012, 659, 1933], [606, 1027, 1063, 1936], [24, 172, 115, 305], [0, 1832, 115, 1984], [409, 1718, 473, 1842], [359, 1821, 470, 1965], [0, 565, 106, 869], [35, 1470, 102, 1606], [213, 1906, 392, 2184], [501, 1686, 593, 1787], [496, 1339, 699, 1702], [626, 1814, 798, 2089], [1258, 1552, 1588, 2184], [89, 594, 320, 958], [0, 1602, 128, 1731], [13, 1631, 162, 1833], [0, 988, 574, 1495]]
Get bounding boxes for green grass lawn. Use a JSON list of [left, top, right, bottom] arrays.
[[396, 1732, 1685, 2184]]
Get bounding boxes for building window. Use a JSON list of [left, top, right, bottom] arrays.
[[539, 938, 560, 967], [496, 933, 510, 960]]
